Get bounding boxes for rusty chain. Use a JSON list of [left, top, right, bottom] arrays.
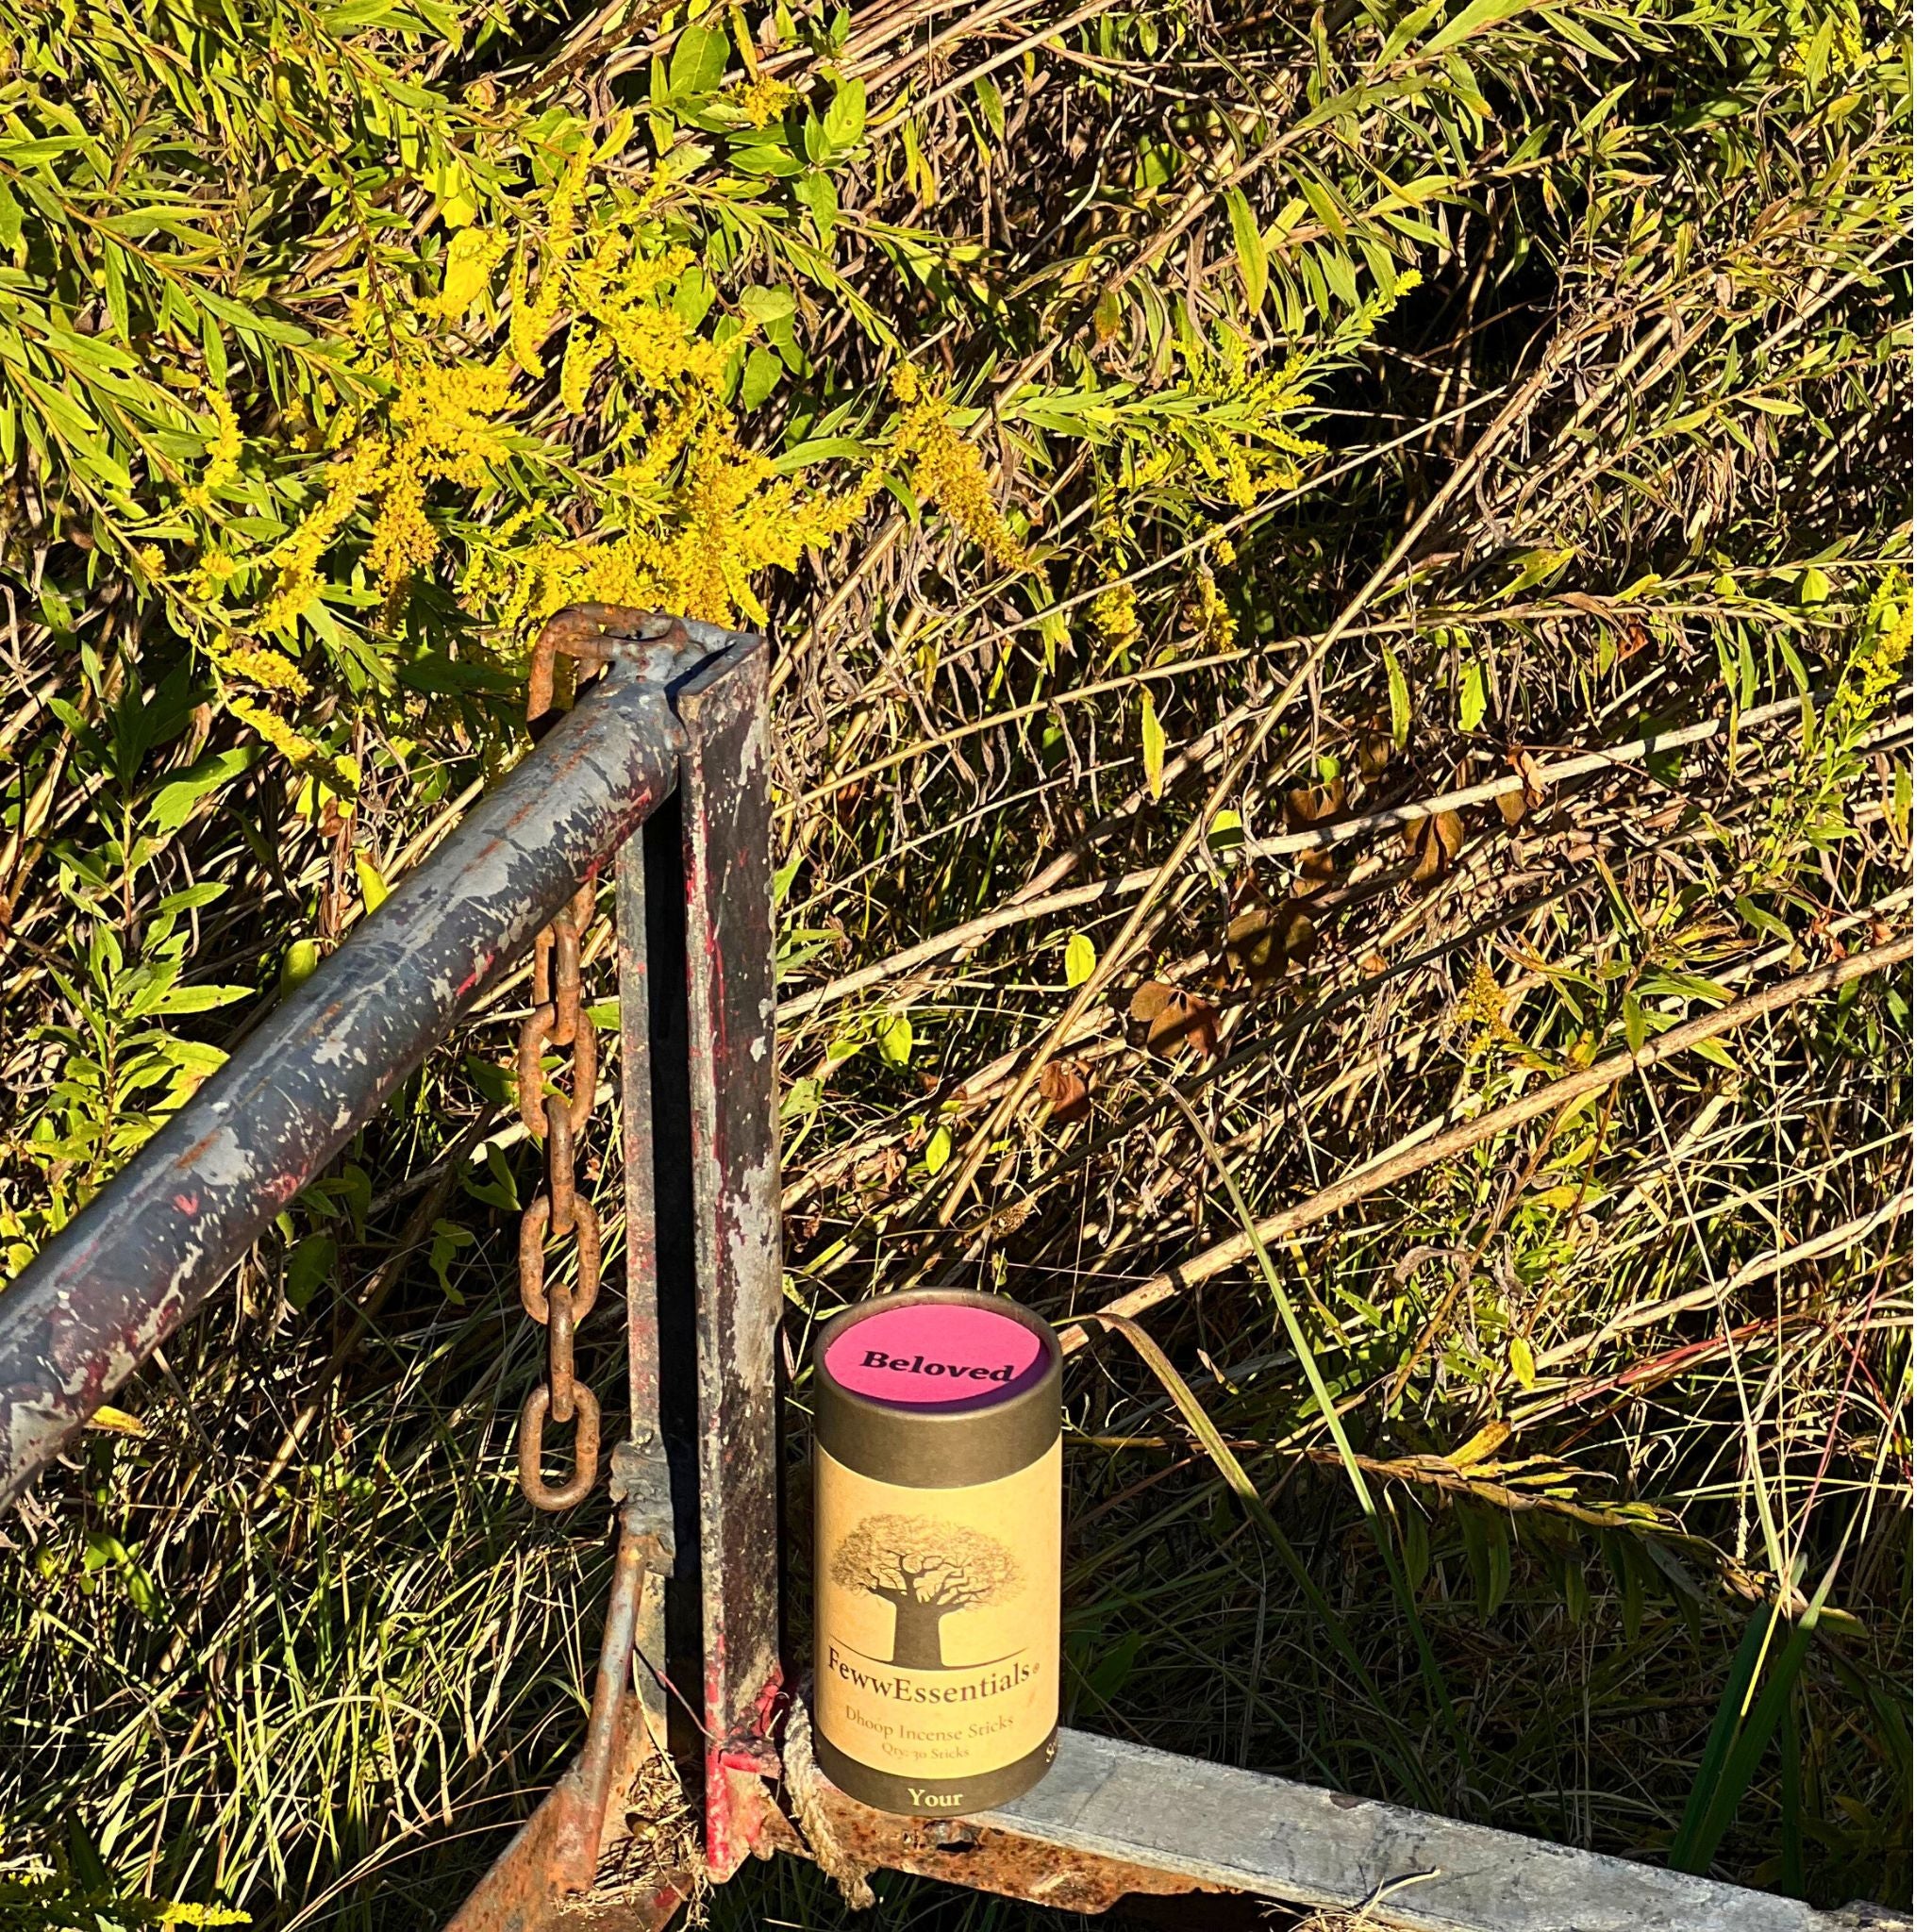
[[514, 616, 619, 1511]]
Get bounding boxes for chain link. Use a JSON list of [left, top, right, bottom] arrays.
[[516, 625, 609, 1512]]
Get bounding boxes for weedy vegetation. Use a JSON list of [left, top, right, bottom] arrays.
[[0, 0, 1910, 1923]]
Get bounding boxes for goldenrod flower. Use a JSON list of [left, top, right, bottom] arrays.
[[257, 439, 388, 633], [1457, 960, 1509, 1045], [188, 549, 241, 604], [887, 365, 1025, 568], [182, 386, 242, 511], [209, 632, 312, 699], [725, 74, 800, 126], [508, 142, 591, 377], [368, 473, 440, 593], [1192, 565, 1233, 648], [230, 695, 324, 767], [1091, 582, 1139, 649]]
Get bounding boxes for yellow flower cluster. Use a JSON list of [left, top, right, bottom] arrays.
[[487, 409, 873, 632], [1171, 355, 1323, 508], [182, 386, 242, 512], [258, 439, 389, 633], [1848, 581, 1910, 714], [1091, 581, 1140, 649], [509, 142, 591, 377], [229, 694, 325, 767], [888, 363, 1025, 568], [725, 74, 800, 126], [558, 237, 729, 408], [189, 548, 240, 604], [1457, 960, 1509, 1045], [152, 1900, 252, 1926], [362, 358, 518, 595], [388, 358, 515, 491], [210, 631, 312, 699], [230, 137, 866, 697], [607, 297, 729, 396], [367, 478, 440, 595]]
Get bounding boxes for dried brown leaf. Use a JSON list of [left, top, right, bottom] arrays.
[[1125, 980, 1220, 1059], [1038, 1058, 1091, 1124], [1284, 776, 1345, 828], [1224, 884, 1318, 984], [1499, 745, 1548, 827], [1404, 808, 1466, 884]]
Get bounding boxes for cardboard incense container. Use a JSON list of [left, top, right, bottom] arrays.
[[812, 1290, 1061, 1815]]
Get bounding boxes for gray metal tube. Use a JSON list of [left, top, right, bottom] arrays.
[[0, 652, 692, 1509]]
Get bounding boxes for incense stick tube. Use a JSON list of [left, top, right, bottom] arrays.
[[812, 1290, 1061, 1815]]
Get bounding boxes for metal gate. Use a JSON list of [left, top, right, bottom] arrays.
[[0, 608, 1903, 1932]]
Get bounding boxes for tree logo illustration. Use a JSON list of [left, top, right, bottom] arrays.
[[829, 1514, 1023, 1669]]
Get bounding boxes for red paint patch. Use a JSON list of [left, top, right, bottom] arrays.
[[174, 1192, 200, 1214]]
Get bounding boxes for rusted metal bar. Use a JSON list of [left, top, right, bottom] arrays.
[[770, 1724, 1902, 1932], [442, 630, 780, 1931], [609, 807, 676, 1747], [550, 1511, 662, 1889], [443, 1646, 685, 1932], [0, 616, 748, 1510], [671, 643, 788, 1882]]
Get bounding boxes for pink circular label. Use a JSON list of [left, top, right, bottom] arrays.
[[823, 1302, 1046, 1408]]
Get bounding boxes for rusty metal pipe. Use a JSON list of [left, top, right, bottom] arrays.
[[551, 1510, 659, 1888], [0, 629, 736, 1511]]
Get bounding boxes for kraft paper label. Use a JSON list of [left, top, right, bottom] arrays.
[[815, 1439, 1059, 1795]]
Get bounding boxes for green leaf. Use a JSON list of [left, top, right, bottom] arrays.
[[741, 284, 797, 325], [1457, 658, 1487, 732], [824, 77, 867, 148], [780, 1074, 823, 1122], [1622, 991, 1647, 1051], [0, 179, 22, 252], [324, 0, 418, 27], [281, 940, 323, 994], [924, 1124, 951, 1173], [670, 24, 729, 96], [970, 75, 1005, 141], [147, 748, 254, 830], [151, 981, 251, 1014], [1383, 642, 1411, 749], [1425, 0, 1544, 53], [285, 1233, 337, 1310], [877, 1011, 914, 1066], [1382, 0, 1446, 61], [1141, 690, 1166, 800], [1224, 187, 1268, 315], [797, 170, 839, 242], [192, 286, 313, 346], [355, 852, 389, 916], [102, 244, 130, 341], [1295, 166, 1350, 241], [740, 344, 782, 410]]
